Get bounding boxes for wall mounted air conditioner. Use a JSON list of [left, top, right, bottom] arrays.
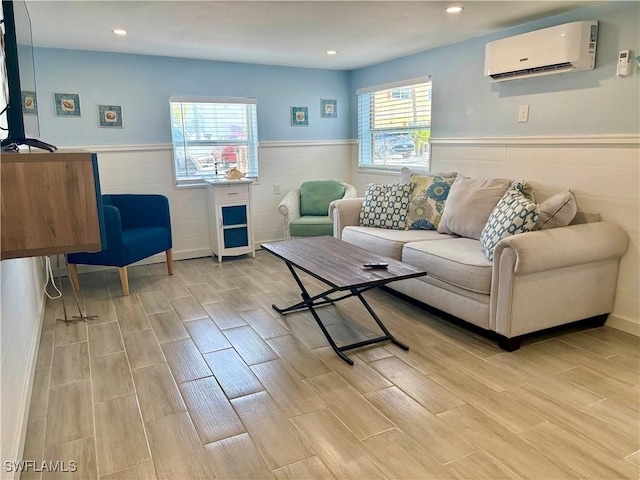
[[484, 21, 598, 82]]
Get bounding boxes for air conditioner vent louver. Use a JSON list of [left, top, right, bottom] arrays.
[[485, 21, 597, 82], [490, 62, 573, 81]]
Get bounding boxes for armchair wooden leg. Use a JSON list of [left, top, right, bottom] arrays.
[[118, 267, 130, 296], [68, 264, 80, 291], [166, 248, 174, 276]]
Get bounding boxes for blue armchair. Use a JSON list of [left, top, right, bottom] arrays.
[[67, 194, 173, 296]]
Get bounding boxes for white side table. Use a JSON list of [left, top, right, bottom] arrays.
[[206, 179, 255, 262]]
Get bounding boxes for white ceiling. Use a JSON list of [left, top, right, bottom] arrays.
[[23, 0, 600, 70]]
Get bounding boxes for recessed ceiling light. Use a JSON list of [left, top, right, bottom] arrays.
[[446, 6, 463, 13], [326, 50, 337, 55], [112, 29, 127, 36]]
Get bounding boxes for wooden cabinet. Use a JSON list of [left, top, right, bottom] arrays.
[[206, 179, 255, 262], [1, 149, 105, 260]]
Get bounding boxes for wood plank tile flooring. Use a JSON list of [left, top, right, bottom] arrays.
[[24, 252, 639, 479]]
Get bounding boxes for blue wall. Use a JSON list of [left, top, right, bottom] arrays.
[[31, 1, 638, 147], [349, 1, 640, 138], [33, 50, 350, 145]]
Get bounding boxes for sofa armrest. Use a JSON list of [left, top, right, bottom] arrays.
[[343, 183, 358, 199], [493, 222, 628, 275], [490, 222, 628, 338], [330, 197, 364, 240], [277, 188, 301, 240], [67, 205, 126, 264]]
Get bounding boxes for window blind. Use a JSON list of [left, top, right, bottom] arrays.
[[170, 97, 258, 185], [357, 76, 432, 172]]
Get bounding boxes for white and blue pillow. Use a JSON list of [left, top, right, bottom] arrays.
[[480, 181, 539, 261], [359, 182, 413, 230]]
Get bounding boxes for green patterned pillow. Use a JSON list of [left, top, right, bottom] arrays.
[[359, 182, 413, 230], [407, 173, 457, 230], [480, 181, 539, 261]]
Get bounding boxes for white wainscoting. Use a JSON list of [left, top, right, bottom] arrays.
[[0, 258, 46, 479], [253, 140, 353, 244], [351, 135, 639, 335], [80, 141, 352, 264]]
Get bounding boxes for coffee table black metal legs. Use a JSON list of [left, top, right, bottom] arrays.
[[272, 262, 409, 365]]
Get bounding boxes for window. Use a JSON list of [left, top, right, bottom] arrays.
[[170, 97, 258, 185], [357, 77, 431, 172], [390, 88, 412, 100]]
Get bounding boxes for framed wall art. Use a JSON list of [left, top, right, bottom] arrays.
[[54, 93, 81, 117], [98, 105, 123, 128], [21, 91, 37, 115], [321, 99, 337, 118], [291, 106, 308, 126]]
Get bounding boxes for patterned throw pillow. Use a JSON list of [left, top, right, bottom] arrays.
[[407, 173, 457, 230], [480, 181, 539, 261], [359, 182, 413, 230]]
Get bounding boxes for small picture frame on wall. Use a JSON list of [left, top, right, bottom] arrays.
[[54, 93, 81, 117], [291, 106, 308, 126], [98, 105, 123, 128], [21, 91, 37, 115], [321, 99, 337, 118]]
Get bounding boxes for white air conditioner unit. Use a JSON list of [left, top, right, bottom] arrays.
[[485, 21, 598, 82]]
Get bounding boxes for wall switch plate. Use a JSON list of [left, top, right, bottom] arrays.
[[274, 184, 280, 195], [518, 104, 530, 123]]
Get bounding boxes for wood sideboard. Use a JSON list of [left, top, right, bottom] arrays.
[[1, 149, 105, 260]]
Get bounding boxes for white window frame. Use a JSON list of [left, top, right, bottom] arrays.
[[170, 96, 258, 187], [357, 76, 432, 174]]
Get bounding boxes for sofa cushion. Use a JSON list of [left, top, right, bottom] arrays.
[[402, 238, 493, 294], [289, 216, 333, 237], [300, 180, 345, 216], [480, 181, 539, 261], [535, 190, 577, 230], [407, 173, 457, 230], [359, 182, 412, 230], [342, 226, 453, 260], [438, 177, 511, 239]]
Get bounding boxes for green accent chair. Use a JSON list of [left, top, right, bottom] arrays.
[[278, 180, 357, 240]]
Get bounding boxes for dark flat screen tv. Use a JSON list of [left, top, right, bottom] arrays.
[[1, 0, 55, 151]]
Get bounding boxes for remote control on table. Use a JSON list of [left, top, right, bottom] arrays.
[[363, 262, 389, 269]]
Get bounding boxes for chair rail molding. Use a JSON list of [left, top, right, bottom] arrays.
[[430, 134, 640, 145], [75, 143, 172, 153], [259, 139, 356, 148]]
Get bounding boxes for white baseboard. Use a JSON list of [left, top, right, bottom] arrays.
[[253, 238, 283, 250], [57, 244, 283, 277], [605, 314, 640, 337], [60, 248, 213, 276], [11, 289, 48, 480]]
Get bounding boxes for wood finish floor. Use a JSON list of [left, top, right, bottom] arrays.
[[23, 252, 639, 479]]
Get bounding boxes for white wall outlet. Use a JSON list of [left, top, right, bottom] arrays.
[[273, 184, 280, 195], [518, 104, 530, 123]]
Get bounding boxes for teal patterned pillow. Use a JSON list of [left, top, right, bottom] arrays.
[[359, 182, 413, 230], [480, 181, 539, 261], [407, 173, 457, 230]]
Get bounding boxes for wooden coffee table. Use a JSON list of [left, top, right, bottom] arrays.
[[261, 236, 427, 365]]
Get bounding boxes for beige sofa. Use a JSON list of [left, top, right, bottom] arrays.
[[331, 196, 628, 350]]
